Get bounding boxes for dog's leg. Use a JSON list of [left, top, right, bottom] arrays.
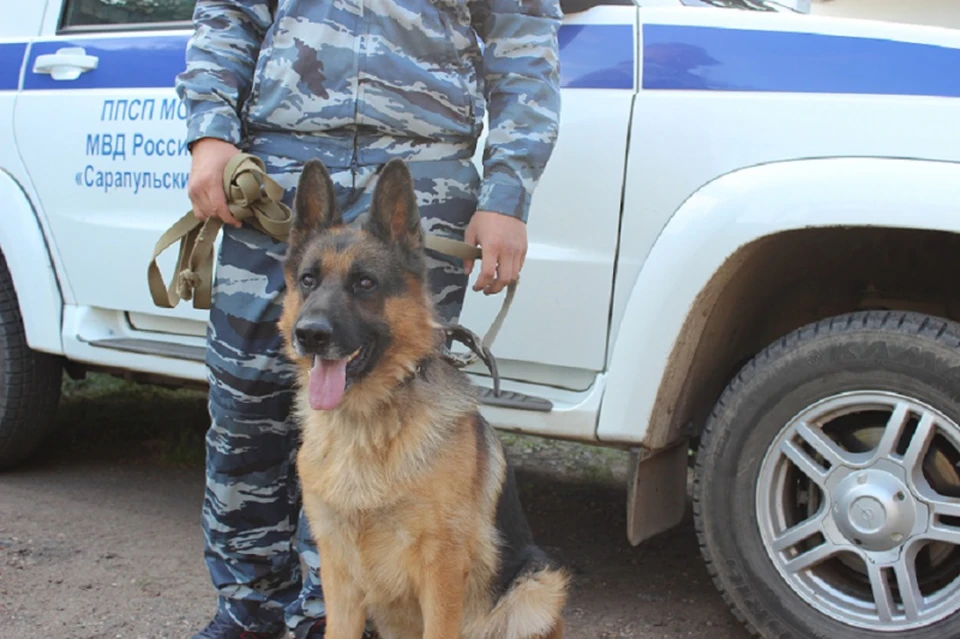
[[419, 547, 468, 639], [316, 537, 367, 639]]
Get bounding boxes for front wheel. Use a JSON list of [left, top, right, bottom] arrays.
[[0, 252, 62, 469], [695, 311, 960, 638]]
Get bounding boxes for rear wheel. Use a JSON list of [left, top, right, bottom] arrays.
[[0, 252, 62, 469], [695, 311, 960, 638]]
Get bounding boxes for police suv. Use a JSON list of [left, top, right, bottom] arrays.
[[4, 0, 960, 637]]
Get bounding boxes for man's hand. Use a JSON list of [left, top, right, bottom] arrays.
[[187, 137, 243, 227], [463, 211, 528, 295]]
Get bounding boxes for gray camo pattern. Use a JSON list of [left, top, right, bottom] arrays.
[[176, 0, 561, 632], [176, 0, 563, 222]]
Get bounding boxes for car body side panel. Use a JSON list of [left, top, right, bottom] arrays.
[[597, 8, 960, 445], [599, 157, 960, 445], [610, 8, 960, 355]]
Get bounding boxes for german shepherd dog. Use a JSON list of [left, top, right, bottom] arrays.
[[277, 158, 569, 639]]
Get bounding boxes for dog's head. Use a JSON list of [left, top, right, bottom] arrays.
[[279, 158, 438, 412]]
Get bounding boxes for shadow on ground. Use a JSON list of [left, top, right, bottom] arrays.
[[2, 373, 749, 639]]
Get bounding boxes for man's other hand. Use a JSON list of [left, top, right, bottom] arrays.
[[463, 211, 528, 296]]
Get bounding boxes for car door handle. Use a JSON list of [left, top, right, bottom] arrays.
[[33, 47, 99, 81]]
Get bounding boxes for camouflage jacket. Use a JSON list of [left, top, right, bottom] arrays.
[[175, 0, 563, 223]]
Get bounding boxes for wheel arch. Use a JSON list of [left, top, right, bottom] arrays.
[[0, 168, 64, 355], [598, 156, 960, 451]]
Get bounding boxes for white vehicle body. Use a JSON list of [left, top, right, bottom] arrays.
[[5, 0, 960, 636]]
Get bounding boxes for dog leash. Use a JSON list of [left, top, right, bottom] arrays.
[[417, 235, 516, 374], [148, 153, 515, 389], [419, 237, 515, 397], [147, 153, 292, 310]]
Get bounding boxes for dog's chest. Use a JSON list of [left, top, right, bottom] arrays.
[[297, 413, 435, 512], [304, 452, 396, 511], [316, 500, 432, 602]]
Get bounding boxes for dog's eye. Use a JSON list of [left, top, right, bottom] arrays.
[[353, 277, 377, 293], [299, 273, 316, 289]]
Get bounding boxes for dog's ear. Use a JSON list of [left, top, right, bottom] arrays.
[[293, 159, 341, 238], [365, 159, 423, 251]]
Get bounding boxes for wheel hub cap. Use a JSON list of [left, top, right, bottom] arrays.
[[830, 469, 919, 552]]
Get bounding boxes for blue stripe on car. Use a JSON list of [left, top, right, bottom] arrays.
[[11, 24, 960, 96], [642, 24, 960, 97], [11, 24, 636, 92], [559, 24, 635, 90], [0, 43, 27, 91]]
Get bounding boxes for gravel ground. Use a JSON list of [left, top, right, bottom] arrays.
[[0, 374, 752, 639]]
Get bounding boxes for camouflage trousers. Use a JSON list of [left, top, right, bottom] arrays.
[[202, 146, 479, 633]]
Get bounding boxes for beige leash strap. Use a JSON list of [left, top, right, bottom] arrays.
[[147, 153, 293, 309]]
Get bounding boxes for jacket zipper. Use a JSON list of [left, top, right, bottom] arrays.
[[351, 0, 365, 187]]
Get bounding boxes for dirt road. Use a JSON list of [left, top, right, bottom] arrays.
[[0, 375, 751, 639]]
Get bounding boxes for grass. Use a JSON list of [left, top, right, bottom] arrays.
[[46, 373, 211, 468], [44, 373, 631, 484], [499, 431, 629, 486]]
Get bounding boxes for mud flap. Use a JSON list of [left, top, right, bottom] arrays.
[[626, 439, 689, 546]]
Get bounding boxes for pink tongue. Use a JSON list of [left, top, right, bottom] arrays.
[[308, 357, 348, 411]]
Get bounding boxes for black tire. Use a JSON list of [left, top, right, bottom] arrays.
[[694, 311, 960, 638], [0, 251, 62, 469]]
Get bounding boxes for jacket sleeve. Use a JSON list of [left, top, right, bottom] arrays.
[[470, 0, 563, 223], [174, 1, 273, 147]]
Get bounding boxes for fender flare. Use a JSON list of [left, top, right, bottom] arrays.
[[0, 170, 64, 355], [596, 156, 960, 447]]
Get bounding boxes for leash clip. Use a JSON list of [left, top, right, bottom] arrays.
[[441, 323, 502, 398]]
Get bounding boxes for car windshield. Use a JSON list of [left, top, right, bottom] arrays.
[[680, 0, 799, 11]]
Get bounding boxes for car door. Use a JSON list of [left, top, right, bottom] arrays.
[[13, 0, 205, 343], [15, 0, 640, 394]]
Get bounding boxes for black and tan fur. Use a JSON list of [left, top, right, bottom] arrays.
[[277, 158, 569, 639]]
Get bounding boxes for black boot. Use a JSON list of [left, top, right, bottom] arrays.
[[191, 610, 286, 639]]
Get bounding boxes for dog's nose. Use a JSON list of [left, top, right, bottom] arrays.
[[295, 318, 334, 351]]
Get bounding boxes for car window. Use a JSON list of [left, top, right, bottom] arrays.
[[60, 0, 196, 30]]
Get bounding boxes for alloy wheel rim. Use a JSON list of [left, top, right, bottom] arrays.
[[756, 390, 960, 631]]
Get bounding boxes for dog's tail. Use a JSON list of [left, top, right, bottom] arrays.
[[532, 617, 565, 639], [479, 564, 569, 639]]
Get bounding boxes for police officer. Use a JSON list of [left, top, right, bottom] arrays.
[[175, 0, 562, 636]]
